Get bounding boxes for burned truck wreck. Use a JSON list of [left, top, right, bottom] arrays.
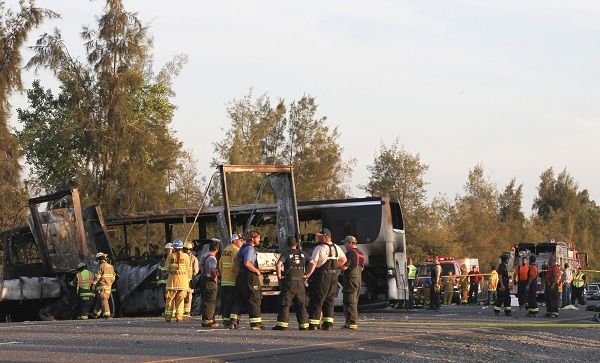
[[0, 165, 301, 322], [0, 189, 113, 322]]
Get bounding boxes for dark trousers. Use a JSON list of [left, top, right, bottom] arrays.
[[571, 286, 585, 305], [276, 278, 308, 327], [230, 270, 262, 327], [220, 285, 235, 324], [517, 281, 528, 307], [494, 287, 512, 314], [78, 295, 95, 318], [201, 277, 218, 323], [408, 279, 415, 309], [468, 282, 479, 304], [342, 268, 362, 327], [429, 284, 441, 309], [308, 270, 338, 326], [527, 281, 538, 314], [545, 283, 559, 315]]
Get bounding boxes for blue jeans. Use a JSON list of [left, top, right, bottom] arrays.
[[561, 284, 571, 307], [487, 289, 497, 305]]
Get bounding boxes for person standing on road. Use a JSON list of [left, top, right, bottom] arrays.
[[164, 239, 190, 323], [200, 239, 220, 328], [571, 267, 588, 306], [340, 235, 365, 330], [459, 265, 469, 305], [92, 252, 115, 319], [494, 255, 512, 316], [443, 272, 455, 306], [219, 234, 243, 327], [468, 266, 483, 305], [70, 263, 96, 320], [526, 255, 539, 317], [156, 243, 173, 310], [561, 263, 573, 308], [514, 257, 530, 309], [407, 258, 417, 309], [229, 231, 264, 330], [183, 242, 199, 318], [305, 228, 347, 330], [486, 265, 498, 305], [273, 236, 310, 331], [544, 256, 561, 318], [428, 255, 442, 311]]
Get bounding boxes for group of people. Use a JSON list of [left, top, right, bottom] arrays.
[[407, 253, 588, 320], [512, 255, 588, 314], [154, 227, 366, 330], [70, 252, 116, 320]]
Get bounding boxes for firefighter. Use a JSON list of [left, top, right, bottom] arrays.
[[305, 228, 347, 330], [526, 255, 539, 317], [459, 265, 469, 305], [571, 266, 587, 305], [164, 239, 190, 323], [513, 257, 530, 309], [183, 241, 199, 318], [92, 252, 115, 319], [340, 235, 365, 330], [156, 243, 173, 310], [219, 234, 243, 327], [70, 263, 96, 319], [494, 255, 512, 316], [273, 235, 310, 330], [544, 256, 561, 318], [428, 255, 442, 311], [486, 265, 498, 305], [199, 239, 220, 327], [407, 258, 417, 309], [467, 266, 483, 305], [229, 231, 264, 330], [442, 272, 455, 305]]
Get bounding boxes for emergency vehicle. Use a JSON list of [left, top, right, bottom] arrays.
[[502, 240, 588, 298], [414, 257, 487, 305]]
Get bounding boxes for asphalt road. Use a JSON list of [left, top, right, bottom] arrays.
[[1, 301, 599, 363]]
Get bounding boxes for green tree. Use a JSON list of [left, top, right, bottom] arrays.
[[360, 139, 430, 254], [20, 0, 184, 215], [169, 150, 205, 208], [454, 164, 502, 269], [213, 90, 353, 203], [0, 0, 56, 230], [497, 178, 527, 244], [531, 167, 599, 268]]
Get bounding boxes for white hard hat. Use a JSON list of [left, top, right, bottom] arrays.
[[164, 242, 173, 250], [96, 252, 108, 259]]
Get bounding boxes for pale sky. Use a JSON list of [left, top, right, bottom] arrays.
[[9, 0, 600, 213]]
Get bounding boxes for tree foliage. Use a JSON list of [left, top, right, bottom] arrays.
[[18, 0, 185, 215], [213, 89, 354, 204], [0, 0, 56, 230]]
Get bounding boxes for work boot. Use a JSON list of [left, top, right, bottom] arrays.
[[308, 324, 320, 330], [250, 324, 264, 330], [526, 312, 537, 318], [202, 321, 219, 328], [505, 311, 512, 316], [322, 322, 333, 331], [272, 325, 287, 330]]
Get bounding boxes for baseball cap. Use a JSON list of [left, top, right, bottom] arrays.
[[231, 233, 242, 242], [343, 235, 357, 244], [317, 228, 332, 237]]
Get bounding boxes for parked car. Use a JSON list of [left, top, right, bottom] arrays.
[[585, 283, 600, 300]]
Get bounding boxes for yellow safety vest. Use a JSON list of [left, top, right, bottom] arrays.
[[573, 272, 585, 288]]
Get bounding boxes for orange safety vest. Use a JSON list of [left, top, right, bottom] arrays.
[[516, 265, 529, 281]]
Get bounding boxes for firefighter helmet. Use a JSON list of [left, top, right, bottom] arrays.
[[184, 242, 193, 249], [172, 239, 184, 249], [164, 242, 173, 250], [77, 262, 86, 269], [96, 252, 108, 259]]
